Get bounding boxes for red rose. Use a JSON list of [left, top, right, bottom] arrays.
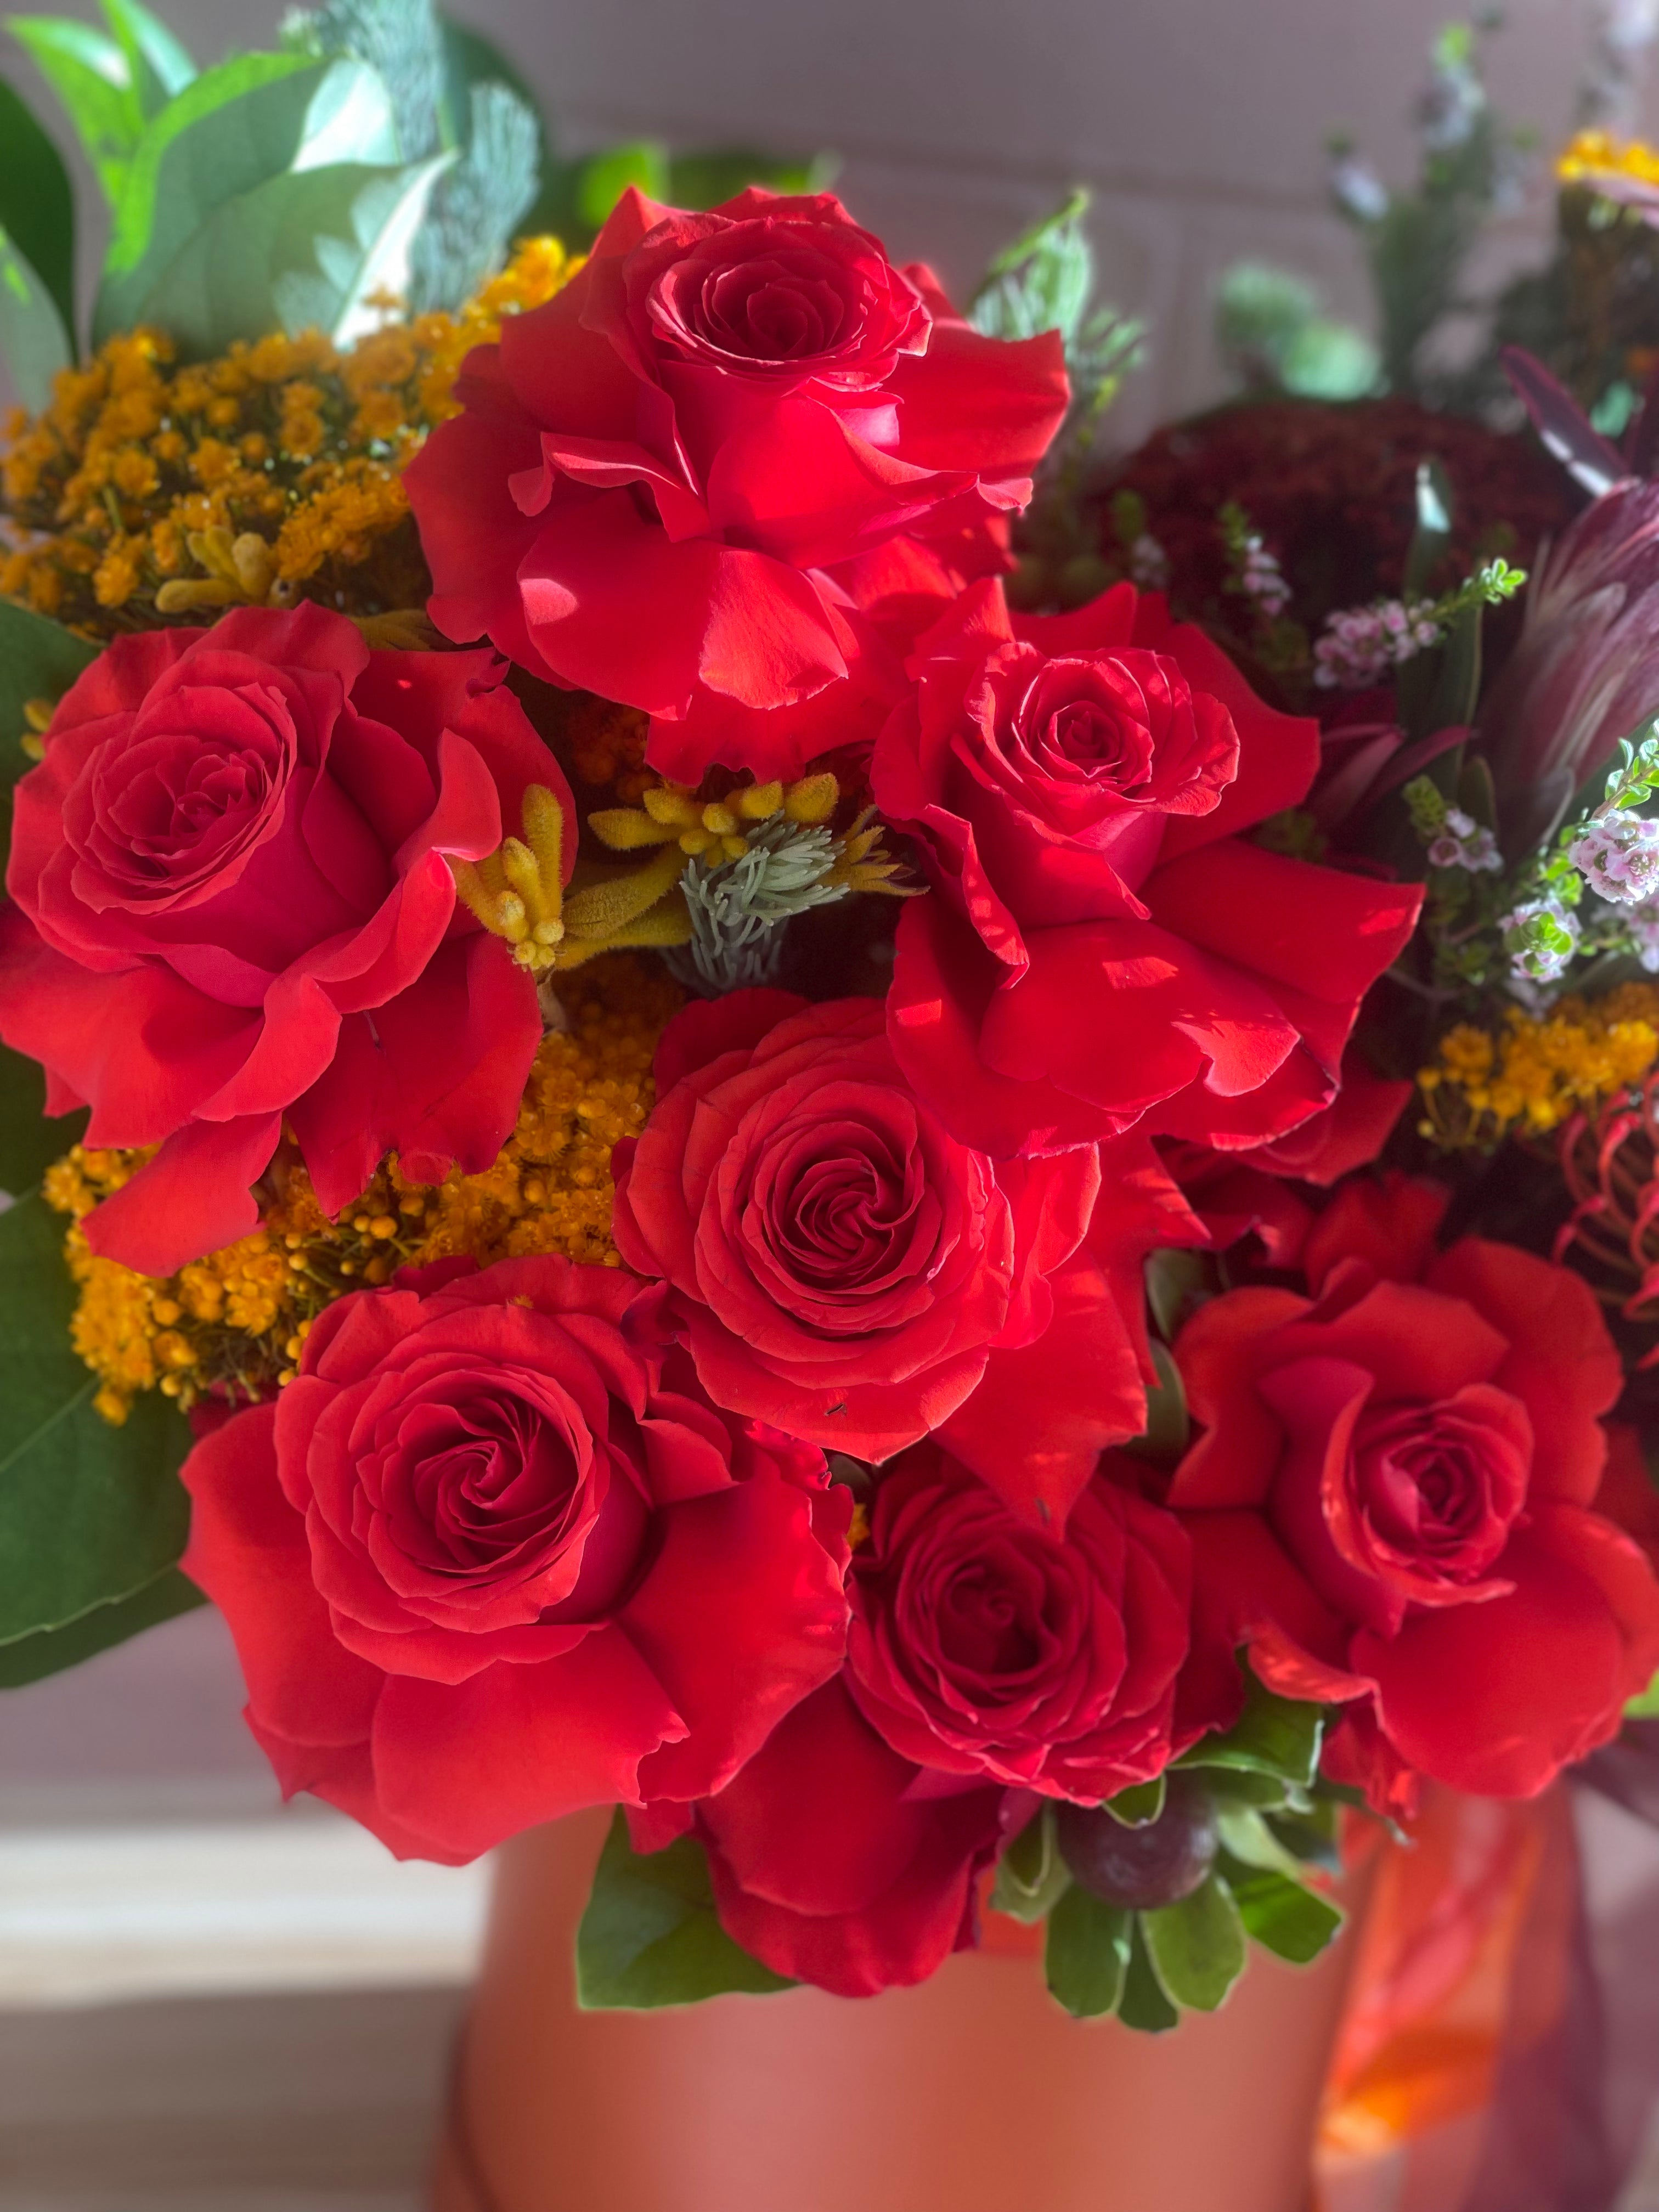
[[690, 1675, 1007, 1996], [403, 188, 1068, 785], [612, 990, 1203, 1525], [179, 1256, 850, 1863], [872, 581, 1421, 1159], [1169, 1173, 1659, 1801], [845, 1443, 1233, 1799], [0, 606, 563, 1274]]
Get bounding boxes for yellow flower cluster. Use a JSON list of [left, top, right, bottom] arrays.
[[44, 956, 680, 1424], [1557, 129, 1659, 191], [1418, 980, 1659, 1147], [1, 237, 577, 638]]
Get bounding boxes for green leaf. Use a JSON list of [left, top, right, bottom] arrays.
[[1628, 1666, 1659, 1719], [1141, 1872, 1247, 2013], [1105, 1775, 1166, 1829], [0, 1566, 202, 1688], [972, 190, 1093, 346], [1120, 1338, 1188, 1466], [439, 18, 546, 148], [0, 596, 98, 749], [1144, 1247, 1211, 1345], [0, 1191, 193, 1643], [0, 221, 72, 411], [0, 1036, 86, 1198], [0, 77, 76, 343], [991, 1803, 1072, 1923], [99, 0, 193, 116], [95, 53, 397, 346], [1220, 1857, 1344, 1966], [1176, 1663, 1324, 1788], [575, 143, 670, 232], [576, 1809, 795, 2009], [1215, 1802, 1309, 1879], [668, 148, 833, 208], [1404, 456, 1453, 599], [8, 15, 144, 205], [1117, 1916, 1179, 2033], [131, 152, 449, 359], [1043, 1884, 1131, 2018]]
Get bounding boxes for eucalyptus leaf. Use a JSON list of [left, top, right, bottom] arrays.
[[1141, 1872, 1247, 2013], [991, 1803, 1071, 1923], [0, 1566, 202, 1688], [576, 1810, 795, 2009], [972, 189, 1093, 346], [0, 77, 76, 342], [1117, 1916, 1178, 2033], [1176, 1664, 1324, 1788], [99, 0, 193, 115], [1044, 1884, 1131, 2019], [8, 14, 144, 204], [0, 1192, 193, 1644], [0, 596, 98, 748], [0, 221, 72, 411], [1105, 1776, 1166, 1829], [439, 16, 548, 154], [133, 152, 449, 358], [1220, 1855, 1344, 1966], [95, 54, 394, 346]]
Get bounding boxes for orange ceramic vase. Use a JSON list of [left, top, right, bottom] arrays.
[[430, 1807, 1361, 2212]]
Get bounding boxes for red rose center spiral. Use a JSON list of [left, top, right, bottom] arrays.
[[1348, 1395, 1526, 1586], [81, 682, 292, 899]]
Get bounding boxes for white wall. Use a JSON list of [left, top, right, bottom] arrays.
[[0, 0, 1639, 439]]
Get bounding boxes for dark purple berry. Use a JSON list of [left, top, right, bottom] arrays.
[[1054, 1775, 1218, 1909]]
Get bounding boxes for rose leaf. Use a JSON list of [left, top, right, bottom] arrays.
[[575, 1809, 795, 2010]]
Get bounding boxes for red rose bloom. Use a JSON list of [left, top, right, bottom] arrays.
[[0, 606, 562, 1274], [689, 1675, 1007, 1996], [872, 580, 1422, 1159], [612, 990, 1203, 1525], [1169, 1174, 1659, 1802], [403, 188, 1068, 785], [180, 1256, 850, 1863], [845, 1444, 1230, 1799]]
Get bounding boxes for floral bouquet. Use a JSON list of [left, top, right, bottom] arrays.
[[2, 0, 1658, 2051]]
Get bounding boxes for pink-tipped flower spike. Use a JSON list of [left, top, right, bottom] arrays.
[[1477, 478, 1659, 852]]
